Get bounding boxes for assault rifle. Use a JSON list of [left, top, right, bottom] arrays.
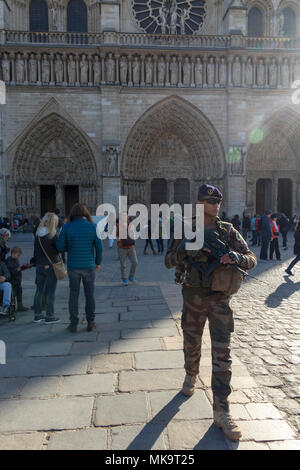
[[177, 231, 248, 278]]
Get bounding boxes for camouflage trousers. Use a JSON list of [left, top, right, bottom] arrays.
[[181, 286, 234, 412]]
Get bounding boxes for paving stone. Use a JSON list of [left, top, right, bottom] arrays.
[[120, 311, 172, 322], [245, 403, 284, 420], [229, 404, 252, 420], [89, 353, 133, 373], [0, 356, 89, 378], [255, 375, 284, 387], [113, 299, 166, 307], [151, 319, 177, 328], [237, 420, 296, 441], [149, 390, 213, 421], [110, 338, 162, 353], [111, 424, 167, 450], [0, 433, 46, 450], [119, 369, 189, 392], [60, 373, 115, 395], [268, 440, 300, 450], [228, 441, 270, 450], [0, 378, 27, 398], [121, 327, 179, 339], [94, 392, 149, 426], [163, 336, 183, 350], [0, 397, 94, 432], [135, 350, 184, 370], [20, 377, 61, 398], [24, 342, 73, 357], [100, 321, 150, 331], [47, 428, 108, 450], [94, 313, 119, 324], [70, 342, 109, 356], [167, 421, 229, 450]]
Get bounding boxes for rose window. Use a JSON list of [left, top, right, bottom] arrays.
[[132, 0, 207, 35]]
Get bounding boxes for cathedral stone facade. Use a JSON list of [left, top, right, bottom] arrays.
[[1, 0, 300, 219]]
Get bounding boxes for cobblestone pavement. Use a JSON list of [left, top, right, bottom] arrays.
[[0, 233, 299, 450]]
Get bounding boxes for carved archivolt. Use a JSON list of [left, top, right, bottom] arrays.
[[246, 107, 300, 174], [122, 96, 225, 181], [13, 112, 97, 187]]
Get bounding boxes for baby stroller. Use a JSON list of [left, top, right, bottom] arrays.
[[0, 284, 17, 322]]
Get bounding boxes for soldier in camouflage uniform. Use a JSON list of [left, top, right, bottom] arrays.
[[165, 184, 257, 441]]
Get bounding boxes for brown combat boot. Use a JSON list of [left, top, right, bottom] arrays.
[[181, 374, 197, 397], [213, 410, 242, 441]]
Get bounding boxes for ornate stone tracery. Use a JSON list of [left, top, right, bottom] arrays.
[[131, 0, 207, 35]]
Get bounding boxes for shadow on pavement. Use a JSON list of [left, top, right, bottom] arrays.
[[126, 392, 229, 451], [265, 275, 300, 308]]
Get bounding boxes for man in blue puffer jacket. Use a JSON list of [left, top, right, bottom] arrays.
[[57, 203, 103, 333]]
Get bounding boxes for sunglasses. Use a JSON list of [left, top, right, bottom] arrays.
[[202, 198, 222, 205]]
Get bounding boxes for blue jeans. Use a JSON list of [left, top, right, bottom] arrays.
[[287, 255, 300, 271], [0, 282, 11, 307], [68, 269, 95, 327], [33, 265, 57, 318]]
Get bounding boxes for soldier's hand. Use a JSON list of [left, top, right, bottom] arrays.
[[220, 253, 237, 265]]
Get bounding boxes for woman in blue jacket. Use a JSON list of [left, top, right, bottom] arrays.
[[57, 203, 103, 332]]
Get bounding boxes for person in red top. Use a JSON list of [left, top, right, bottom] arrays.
[[270, 214, 281, 261]]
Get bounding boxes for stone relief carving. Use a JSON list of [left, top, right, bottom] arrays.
[[1, 53, 10, 82], [0, 52, 296, 90], [42, 54, 50, 83], [68, 54, 76, 85], [102, 145, 121, 176], [16, 53, 24, 83], [80, 54, 88, 85], [54, 54, 63, 83]]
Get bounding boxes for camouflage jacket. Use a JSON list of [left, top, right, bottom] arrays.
[[165, 217, 257, 288]]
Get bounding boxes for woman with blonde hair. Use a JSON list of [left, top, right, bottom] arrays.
[[32, 212, 61, 324]]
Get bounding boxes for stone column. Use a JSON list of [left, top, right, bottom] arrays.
[[202, 55, 208, 88], [55, 183, 64, 214], [227, 55, 233, 87], [153, 55, 158, 87], [128, 55, 133, 87], [241, 55, 246, 88], [10, 53, 15, 85], [23, 53, 29, 85], [165, 55, 170, 87], [252, 57, 257, 88], [62, 53, 68, 86], [115, 53, 120, 85], [178, 56, 183, 87], [191, 57, 195, 88], [100, 53, 106, 85], [215, 56, 219, 88], [140, 55, 145, 87], [49, 53, 55, 86], [37, 53, 42, 86], [167, 180, 175, 205], [272, 176, 278, 213], [88, 54, 93, 86], [75, 54, 80, 87]]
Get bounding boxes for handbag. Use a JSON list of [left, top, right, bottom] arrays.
[[38, 236, 67, 281]]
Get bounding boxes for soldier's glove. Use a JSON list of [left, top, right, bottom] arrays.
[[228, 251, 246, 265]]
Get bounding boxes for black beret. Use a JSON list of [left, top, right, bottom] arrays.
[[198, 184, 223, 200]]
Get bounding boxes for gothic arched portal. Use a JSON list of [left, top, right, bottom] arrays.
[[122, 96, 226, 206], [246, 107, 300, 216], [13, 113, 98, 217]]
